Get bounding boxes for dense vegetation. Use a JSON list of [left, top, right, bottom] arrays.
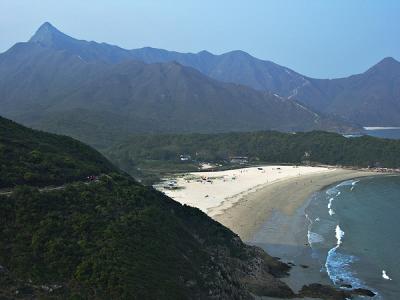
[[0, 117, 295, 299], [0, 174, 293, 299], [0, 116, 116, 188], [106, 131, 400, 183]]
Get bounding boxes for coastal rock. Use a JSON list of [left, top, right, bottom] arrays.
[[300, 264, 309, 269], [298, 283, 375, 300], [199, 241, 296, 299], [352, 288, 376, 297]]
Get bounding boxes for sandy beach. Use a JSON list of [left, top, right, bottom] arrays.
[[157, 166, 381, 294], [158, 165, 334, 218], [158, 166, 377, 241]]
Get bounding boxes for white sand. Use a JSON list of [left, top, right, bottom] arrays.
[[157, 165, 334, 217]]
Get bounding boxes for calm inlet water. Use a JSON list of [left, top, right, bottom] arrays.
[[306, 176, 400, 299], [364, 128, 400, 140]]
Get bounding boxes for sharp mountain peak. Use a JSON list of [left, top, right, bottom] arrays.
[[29, 22, 66, 43], [376, 56, 400, 66], [365, 56, 400, 75]]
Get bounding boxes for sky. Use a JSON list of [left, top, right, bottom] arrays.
[[0, 0, 399, 78]]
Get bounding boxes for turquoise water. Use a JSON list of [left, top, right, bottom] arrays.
[[365, 129, 400, 140], [306, 176, 400, 299]]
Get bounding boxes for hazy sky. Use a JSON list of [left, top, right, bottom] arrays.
[[1, 0, 399, 78]]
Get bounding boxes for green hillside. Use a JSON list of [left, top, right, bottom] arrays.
[[106, 131, 400, 183], [0, 116, 116, 188], [0, 117, 294, 299]]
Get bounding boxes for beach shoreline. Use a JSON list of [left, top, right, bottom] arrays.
[[213, 169, 378, 241], [157, 166, 383, 294], [214, 169, 383, 294], [157, 166, 381, 242], [157, 165, 334, 218]]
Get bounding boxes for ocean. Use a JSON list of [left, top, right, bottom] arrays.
[[306, 175, 400, 299], [363, 128, 400, 140]]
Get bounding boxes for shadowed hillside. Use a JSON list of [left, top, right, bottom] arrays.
[[0, 117, 295, 299]]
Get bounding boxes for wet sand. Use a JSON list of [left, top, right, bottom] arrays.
[[158, 165, 333, 216], [213, 169, 379, 293], [159, 167, 381, 293]]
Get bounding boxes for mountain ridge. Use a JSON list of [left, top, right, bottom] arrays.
[[22, 22, 400, 126], [0, 22, 356, 149]]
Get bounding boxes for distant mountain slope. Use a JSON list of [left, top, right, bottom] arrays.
[[0, 116, 115, 188], [128, 49, 400, 127], [22, 22, 400, 127], [28, 22, 133, 63], [128, 48, 312, 94], [0, 117, 295, 299], [0, 23, 354, 149], [294, 57, 400, 126], [26, 22, 312, 96], [47, 60, 336, 133]]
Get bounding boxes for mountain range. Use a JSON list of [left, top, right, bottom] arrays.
[[0, 22, 357, 149], [30, 23, 400, 126], [0, 22, 398, 150]]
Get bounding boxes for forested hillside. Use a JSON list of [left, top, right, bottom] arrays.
[[0, 116, 115, 188], [0, 117, 294, 299], [106, 131, 400, 182]]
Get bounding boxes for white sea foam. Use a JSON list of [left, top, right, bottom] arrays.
[[308, 231, 324, 244], [325, 247, 364, 288], [337, 181, 351, 187], [325, 224, 364, 288], [305, 213, 325, 246], [327, 180, 360, 215], [382, 270, 392, 280], [322, 179, 381, 298], [328, 197, 334, 209], [337, 179, 359, 188], [326, 186, 338, 196], [328, 198, 336, 215], [335, 225, 344, 246], [350, 180, 359, 191]]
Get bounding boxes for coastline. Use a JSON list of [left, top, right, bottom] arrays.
[[158, 165, 334, 218], [157, 167, 384, 294], [213, 169, 378, 241], [213, 169, 382, 294]]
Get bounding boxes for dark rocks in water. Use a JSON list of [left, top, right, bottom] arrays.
[[353, 288, 376, 297], [298, 283, 375, 300], [273, 256, 281, 260], [340, 283, 352, 289], [300, 264, 309, 269], [299, 283, 350, 300]]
